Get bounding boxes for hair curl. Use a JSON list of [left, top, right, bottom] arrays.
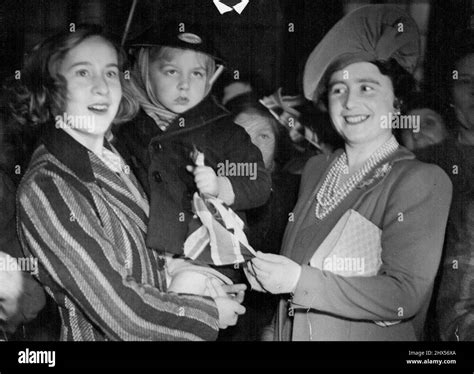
[[7, 24, 138, 129]]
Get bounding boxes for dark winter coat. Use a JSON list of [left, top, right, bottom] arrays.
[[114, 96, 272, 256]]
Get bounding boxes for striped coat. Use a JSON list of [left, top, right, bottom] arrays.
[[17, 127, 219, 341]]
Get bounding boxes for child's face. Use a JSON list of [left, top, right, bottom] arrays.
[[58, 36, 122, 138], [149, 49, 208, 113]]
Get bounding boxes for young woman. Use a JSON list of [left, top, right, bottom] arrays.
[[15, 25, 244, 341]]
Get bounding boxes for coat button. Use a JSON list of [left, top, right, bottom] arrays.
[[157, 257, 166, 270], [152, 171, 162, 183], [153, 143, 162, 152]]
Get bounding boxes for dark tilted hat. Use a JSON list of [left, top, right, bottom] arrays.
[[128, 20, 225, 64], [303, 5, 420, 103]]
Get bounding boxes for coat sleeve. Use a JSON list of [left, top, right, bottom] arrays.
[[220, 124, 272, 210], [17, 171, 219, 341], [437, 198, 474, 341], [0, 172, 46, 332], [291, 163, 452, 322]]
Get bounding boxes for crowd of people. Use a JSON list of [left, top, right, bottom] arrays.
[[0, 4, 473, 341]]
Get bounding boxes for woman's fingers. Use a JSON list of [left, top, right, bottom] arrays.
[[209, 278, 227, 297], [234, 302, 246, 315], [222, 283, 246, 293], [251, 257, 275, 275], [246, 261, 257, 276], [255, 251, 285, 263], [243, 265, 266, 293], [215, 297, 246, 329], [205, 278, 219, 298]]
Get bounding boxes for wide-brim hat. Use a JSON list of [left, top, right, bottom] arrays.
[[303, 5, 420, 103], [127, 20, 225, 65]]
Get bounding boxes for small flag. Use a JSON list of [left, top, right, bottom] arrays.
[[184, 192, 256, 266]]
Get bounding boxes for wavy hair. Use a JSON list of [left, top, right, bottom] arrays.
[[7, 24, 139, 129]]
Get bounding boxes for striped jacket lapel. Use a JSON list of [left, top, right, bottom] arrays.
[[90, 153, 148, 233]]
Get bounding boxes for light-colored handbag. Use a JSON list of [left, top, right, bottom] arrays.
[[309, 209, 399, 327]]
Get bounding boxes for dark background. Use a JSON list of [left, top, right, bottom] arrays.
[[0, 0, 472, 101]]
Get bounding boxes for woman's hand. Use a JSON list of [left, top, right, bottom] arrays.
[[244, 261, 267, 292], [251, 251, 302, 294], [206, 278, 245, 329], [0, 252, 24, 322]]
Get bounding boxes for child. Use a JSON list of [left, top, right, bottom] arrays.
[[114, 21, 271, 288]]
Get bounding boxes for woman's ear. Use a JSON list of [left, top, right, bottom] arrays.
[[393, 97, 402, 114]]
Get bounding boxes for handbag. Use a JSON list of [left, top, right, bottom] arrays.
[[309, 209, 399, 327]]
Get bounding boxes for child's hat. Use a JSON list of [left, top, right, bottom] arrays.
[[303, 5, 420, 103], [128, 20, 225, 64]]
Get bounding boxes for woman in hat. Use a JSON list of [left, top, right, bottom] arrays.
[[14, 24, 244, 341], [246, 5, 453, 341]]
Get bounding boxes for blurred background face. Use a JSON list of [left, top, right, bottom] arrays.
[[401, 108, 448, 151], [58, 36, 122, 138], [328, 62, 394, 148], [234, 111, 276, 170], [452, 53, 474, 130]]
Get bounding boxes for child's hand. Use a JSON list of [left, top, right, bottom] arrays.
[[186, 165, 219, 197], [206, 278, 245, 329]]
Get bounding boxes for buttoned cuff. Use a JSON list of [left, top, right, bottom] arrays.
[[216, 177, 235, 205], [289, 265, 302, 294], [290, 265, 321, 307]]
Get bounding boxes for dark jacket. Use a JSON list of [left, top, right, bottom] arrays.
[[114, 96, 272, 256], [416, 133, 474, 341], [415, 134, 474, 340]]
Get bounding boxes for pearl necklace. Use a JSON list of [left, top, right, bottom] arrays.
[[315, 137, 399, 220]]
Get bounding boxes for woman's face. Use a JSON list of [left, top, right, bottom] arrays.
[[401, 108, 447, 151], [148, 49, 208, 114], [452, 53, 474, 129], [328, 62, 394, 147], [57, 36, 122, 138]]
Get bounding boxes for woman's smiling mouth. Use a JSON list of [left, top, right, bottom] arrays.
[[87, 104, 109, 114], [344, 115, 369, 124]]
